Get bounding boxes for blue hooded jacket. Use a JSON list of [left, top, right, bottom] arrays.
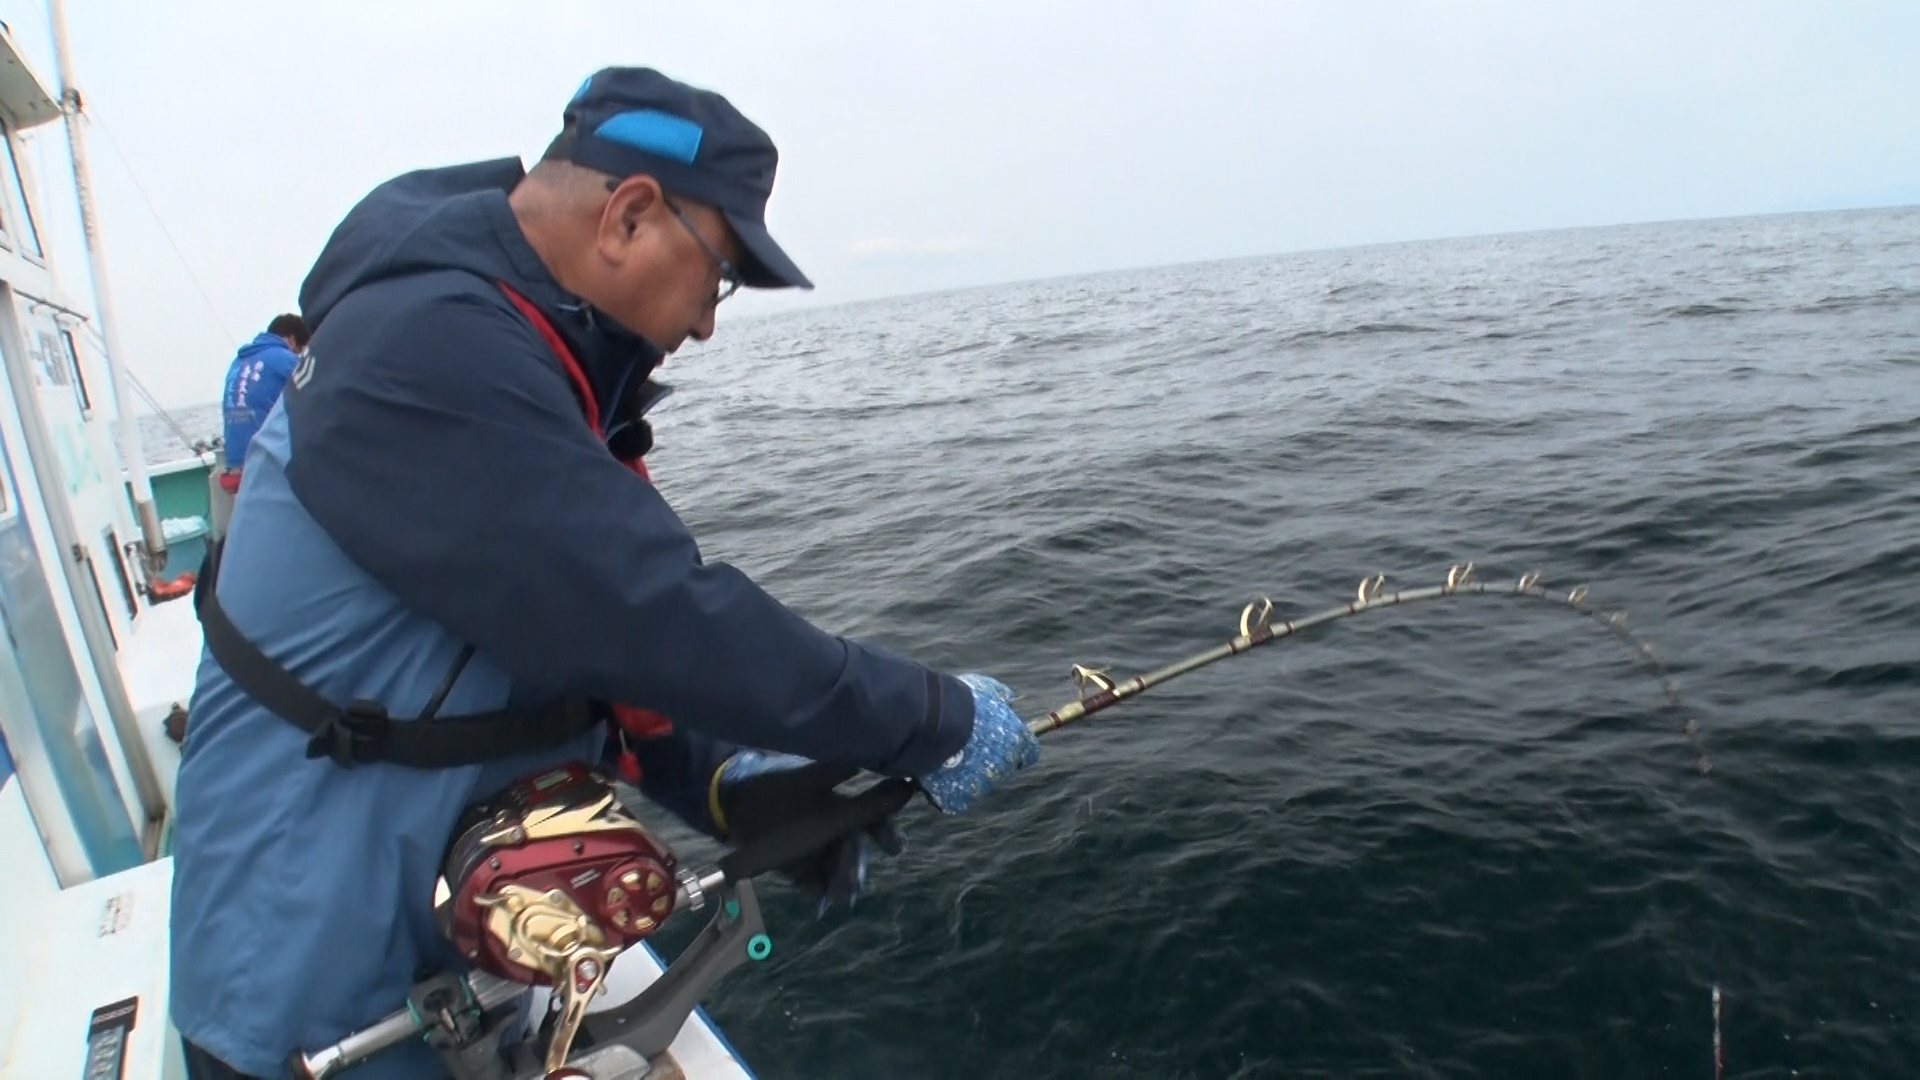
[[168, 158, 976, 1077], [220, 331, 302, 467]]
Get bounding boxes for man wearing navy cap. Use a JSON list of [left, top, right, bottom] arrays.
[[170, 67, 1037, 1079]]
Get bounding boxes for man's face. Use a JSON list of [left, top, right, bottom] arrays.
[[594, 177, 745, 353]]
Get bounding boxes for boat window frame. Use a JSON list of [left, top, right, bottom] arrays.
[[0, 121, 14, 253], [58, 326, 91, 416], [103, 527, 137, 620], [0, 116, 45, 261]]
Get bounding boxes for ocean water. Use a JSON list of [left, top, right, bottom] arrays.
[[147, 207, 1919, 1077], [137, 403, 220, 466], [643, 208, 1917, 1079]]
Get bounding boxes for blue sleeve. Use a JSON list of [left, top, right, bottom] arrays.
[[281, 278, 974, 777]]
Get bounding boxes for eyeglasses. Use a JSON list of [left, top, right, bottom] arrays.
[[663, 196, 744, 307]]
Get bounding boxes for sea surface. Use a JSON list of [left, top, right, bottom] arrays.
[[146, 206, 1919, 1078]]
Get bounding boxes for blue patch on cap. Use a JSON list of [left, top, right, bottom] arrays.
[[594, 109, 704, 164]]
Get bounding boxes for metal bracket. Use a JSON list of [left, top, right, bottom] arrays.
[[1356, 574, 1387, 604], [574, 878, 769, 1065], [1239, 597, 1273, 637], [409, 971, 518, 1080], [1069, 664, 1116, 695]]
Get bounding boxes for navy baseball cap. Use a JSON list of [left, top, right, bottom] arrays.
[[563, 67, 812, 290]]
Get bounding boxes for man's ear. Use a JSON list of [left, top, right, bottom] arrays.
[[602, 174, 664, 251]]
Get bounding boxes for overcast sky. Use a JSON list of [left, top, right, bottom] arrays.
[[0, 1, 1914, 409]]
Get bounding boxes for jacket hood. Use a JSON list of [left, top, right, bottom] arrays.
[[297, 158, 663, 421], [236, 331, 291, 358]]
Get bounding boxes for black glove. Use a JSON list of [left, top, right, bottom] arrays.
[[713, 752, 906, 915]]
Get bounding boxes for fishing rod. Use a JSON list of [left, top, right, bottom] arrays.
[[1032, 561, 1706, 769], [721, 562, 1710, 886]]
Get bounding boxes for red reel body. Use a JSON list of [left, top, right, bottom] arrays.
[[442, 763, 678, 987]]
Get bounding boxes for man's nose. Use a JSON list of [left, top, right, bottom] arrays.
[[689, 305, 717, 343]]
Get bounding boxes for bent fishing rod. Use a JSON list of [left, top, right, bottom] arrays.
[[720, 561, 1709, 883]]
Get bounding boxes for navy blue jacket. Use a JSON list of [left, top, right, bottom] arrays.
[[169, 158, 974, 1077], [220, 331, 301, 466]]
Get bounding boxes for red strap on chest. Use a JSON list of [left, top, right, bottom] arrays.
[[496, 282, 649, 482], [497, 281, 671, 761]]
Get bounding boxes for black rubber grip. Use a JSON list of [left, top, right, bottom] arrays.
[[717, 777, 917, 883]]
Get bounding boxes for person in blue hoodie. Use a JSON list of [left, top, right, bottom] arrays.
[[216, 313, 309, 493], [170, 68, 1040, 1079]]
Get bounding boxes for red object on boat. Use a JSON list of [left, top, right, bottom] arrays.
[[147, 573, 196, 602]]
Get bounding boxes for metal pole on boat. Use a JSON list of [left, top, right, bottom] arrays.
[[44, 0, 169, 578]]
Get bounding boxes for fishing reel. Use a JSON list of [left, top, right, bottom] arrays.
[[296, 749, 884, 1079], [440, 763, 684, 1076]]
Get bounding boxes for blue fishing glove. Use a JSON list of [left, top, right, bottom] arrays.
[[713, 751, 905, 916], [918, 674, 1041, 815]]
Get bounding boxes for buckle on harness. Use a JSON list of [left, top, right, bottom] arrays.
[[305, 699, 392, 767]]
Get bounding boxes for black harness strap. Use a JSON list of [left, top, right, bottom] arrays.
[[194, 541, 602, 769]]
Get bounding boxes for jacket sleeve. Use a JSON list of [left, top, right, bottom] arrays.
[[281, 281, 974, 778]]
